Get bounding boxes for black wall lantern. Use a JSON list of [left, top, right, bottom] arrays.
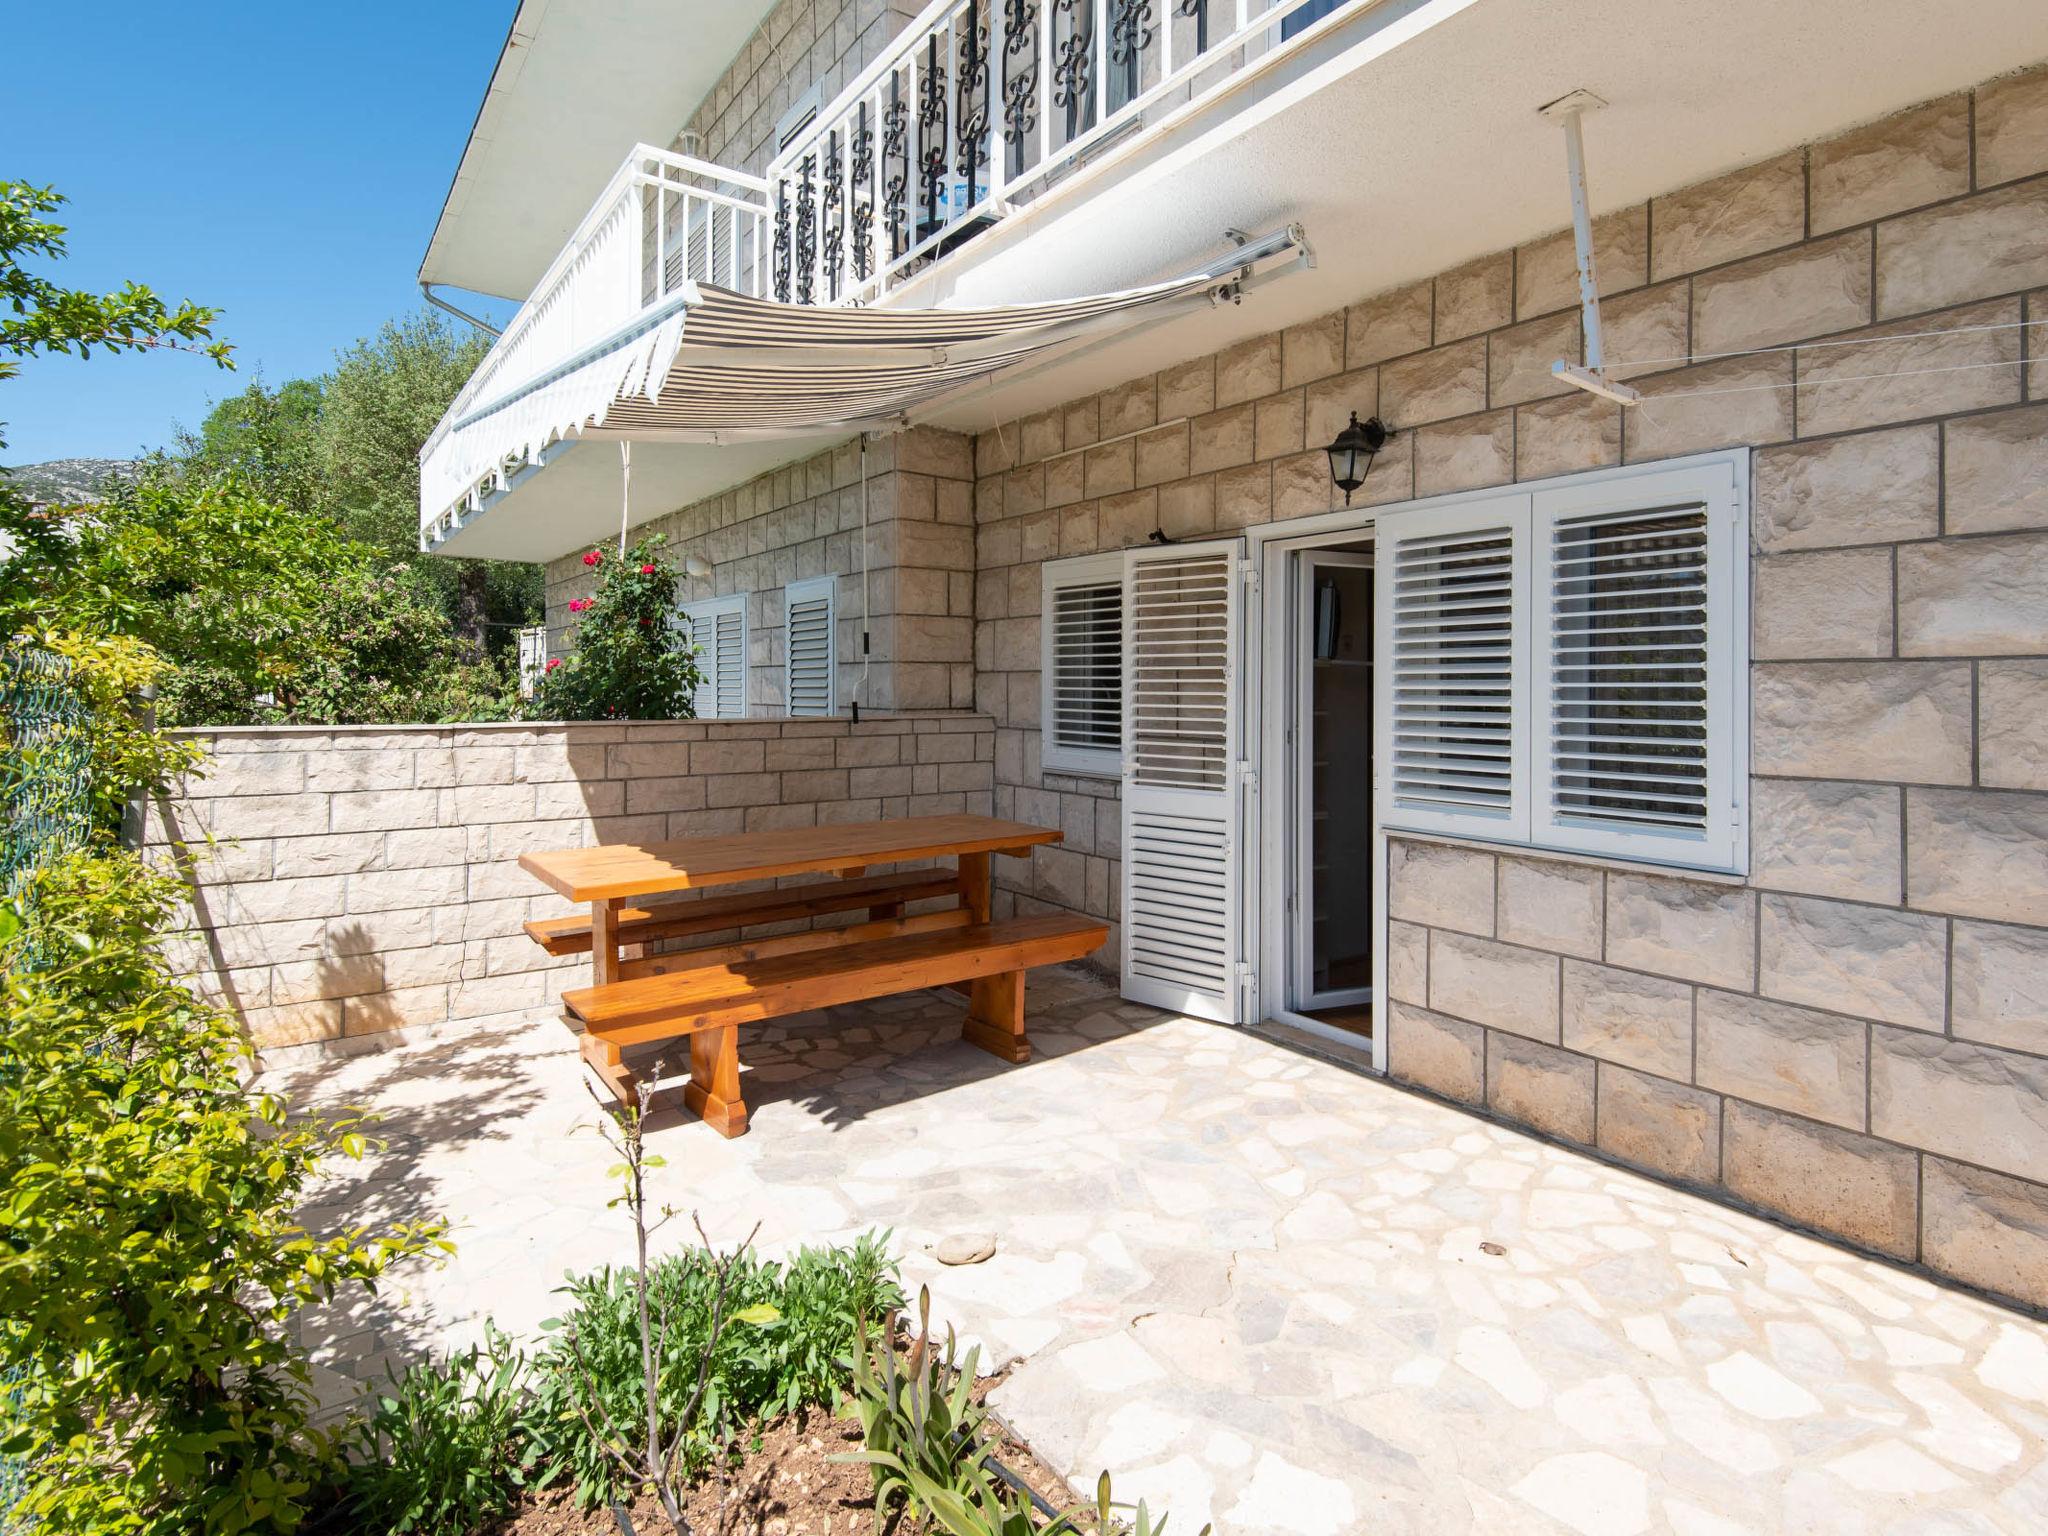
[[1325, 412, 1392, 504]]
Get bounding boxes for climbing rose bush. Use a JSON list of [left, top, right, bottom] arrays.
[[523, 534, 702, 721]]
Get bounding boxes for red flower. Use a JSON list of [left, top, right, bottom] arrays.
[[545, 657, 561, 671], [639, 616, 651, 626], [582, 550, 602, 567], [568, 598, 585, 612], [639, 563, 656, 575]]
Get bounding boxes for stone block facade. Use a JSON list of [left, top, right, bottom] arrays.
[[542, 428, 978, 713], [191, 64, 2048, 1309], [674, 0, 921, 178], [954, 65, 2048, 1308], [153, 714, 993, 1059]]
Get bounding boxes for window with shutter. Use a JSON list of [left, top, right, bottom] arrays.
[[1376, 454, 1746, 875], [1380, 501, 1530, 840], [682, 595, 747, 719], [784, 576, 836, 717], [1040, 552, 1124, 776], [1533, 461, 1743, 870]]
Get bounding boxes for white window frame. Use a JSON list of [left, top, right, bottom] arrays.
[[1373, 452, 1749, 877], [681, 594, 748, 719], [783, 575, 837, 717], [1040, 552, 1126, 777]]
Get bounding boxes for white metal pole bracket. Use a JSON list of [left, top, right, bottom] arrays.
[[1539, 89, 1641, 407]]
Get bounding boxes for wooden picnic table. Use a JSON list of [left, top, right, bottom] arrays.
[[518, 814, 1106, 1135]]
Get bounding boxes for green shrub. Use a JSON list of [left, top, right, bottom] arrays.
[[335, 1332, 531, 1536], [0, 851, 445, 1535], [523, 1232, 902, 1507], [523, 535, 701, 721]]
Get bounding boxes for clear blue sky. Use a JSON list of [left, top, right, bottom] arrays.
[[5, 2, 518, 465]]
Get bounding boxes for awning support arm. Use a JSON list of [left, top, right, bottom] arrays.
[[1541, 91, 1640, 406]]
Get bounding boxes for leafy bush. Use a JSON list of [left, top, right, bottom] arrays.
[[335, 1332, 532, 1536], [523, 1233, 903, 1507], [524, 535, 701, 721], [0, 852, 445, 1535], [0, 473, 514, 726]]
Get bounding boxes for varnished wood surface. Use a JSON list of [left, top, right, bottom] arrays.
[[521, 814, 1061, 903], [565, 913, 1109, 1052], [524, 870, 963, 955]]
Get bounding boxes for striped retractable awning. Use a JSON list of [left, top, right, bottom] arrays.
[[422, 225, 1308, 536]]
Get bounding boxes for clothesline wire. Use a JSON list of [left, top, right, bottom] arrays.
[[1629, 354, 2035, 407], [1602, 315, 2046, 373]]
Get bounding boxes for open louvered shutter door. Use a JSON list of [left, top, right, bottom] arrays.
[[711, 605, 746, 718], [1120, 540, 1245, 1023], [785, 577, 835, 716], [1534, 461, 1741, 869], [1377, 498, 1531, 841], [683, 597, 748, 718]]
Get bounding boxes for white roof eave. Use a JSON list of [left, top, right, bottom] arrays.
[[419, 0, 780, 302]]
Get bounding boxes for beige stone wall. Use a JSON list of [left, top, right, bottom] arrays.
[[965, 66, 2048, 1307], [675, 0, 921, 178], [152, 714, 994, 1060], [542, 427, 978, 713]]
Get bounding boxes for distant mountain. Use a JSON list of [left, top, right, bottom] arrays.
[[0, 457, 141, 506]]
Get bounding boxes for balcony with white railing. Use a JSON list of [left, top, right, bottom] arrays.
[[422, 0, 1383, 548], [765, 0, 1352, 307], [419, 148, 772, 541]]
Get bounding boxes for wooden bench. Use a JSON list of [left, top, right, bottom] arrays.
[[523, 869, 962, 958], [562, 912, 1109, 1136]]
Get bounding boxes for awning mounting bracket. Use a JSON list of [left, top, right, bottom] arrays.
[[1540, 90, 1640, 407]]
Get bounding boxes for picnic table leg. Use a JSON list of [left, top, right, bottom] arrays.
[[959, 852, 992, 923], [962, 969, 1030, 1063], [684, 1026, 750, 1138], [591, 897, 623, 985]]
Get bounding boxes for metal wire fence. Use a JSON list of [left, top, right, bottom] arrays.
[[0, 646, 94, 1529]]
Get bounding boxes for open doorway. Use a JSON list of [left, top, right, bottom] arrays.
[[1294, 546, 1374, 1033], [1251, 529, 1377, 1050]]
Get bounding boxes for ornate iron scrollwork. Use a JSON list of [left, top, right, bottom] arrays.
[[917, 36, 949, 236], [772, 180, 791, 303], [820, 131, 845, 299], [849, 104, 875, 281], [881, 87, 910, 260], [1108, 0, 1153, 64], [1000, 0, 1040, 174], [794, 154, 816, 306], [1051, 0, 1093, 130], [956, 1, 990, 196]]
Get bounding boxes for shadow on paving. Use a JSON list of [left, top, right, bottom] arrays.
[[626, 966, 1160, 1136], [278, 1021, 551, 1409]]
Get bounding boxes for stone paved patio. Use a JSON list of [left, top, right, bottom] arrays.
[[267, 969, 2048, 1536]]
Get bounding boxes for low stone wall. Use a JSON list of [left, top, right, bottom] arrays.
[[150, 713, 994, 1058]]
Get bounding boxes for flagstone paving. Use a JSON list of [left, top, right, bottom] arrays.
[[268, 969, 2048, 1535]]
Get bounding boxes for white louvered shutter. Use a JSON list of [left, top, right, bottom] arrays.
[[1042, 553, 1124, 776], [684, 597, 747, 719], [784, 577, 836, 716], [1377, 498, 1531, 841], [1120, 540, 1246, 1023], [1534, 462, 1742, 870]]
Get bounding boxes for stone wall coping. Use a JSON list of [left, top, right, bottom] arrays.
[[170, 711, 995, 741], [1389, 829, 1752, 887]]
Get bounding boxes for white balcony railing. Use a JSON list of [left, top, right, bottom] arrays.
[[766, 0, 1345, 307], [421, 147, 771, 492]]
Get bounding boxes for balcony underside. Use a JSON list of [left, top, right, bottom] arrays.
[[429, 432, 843, 565], [433, 0, 2048, 564]]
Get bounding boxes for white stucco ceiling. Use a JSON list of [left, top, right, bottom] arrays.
[[419, 0, 779, 302]]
